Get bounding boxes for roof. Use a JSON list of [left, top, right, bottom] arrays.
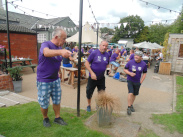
[[0, 9, 67, 29], [0, 24, 36, 34]]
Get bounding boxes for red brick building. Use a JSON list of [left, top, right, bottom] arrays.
[[0, 24, 38, 64]]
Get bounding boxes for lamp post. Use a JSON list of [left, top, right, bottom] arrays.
[[5, 0, 12, 68], [77, 0, 83, 117], [96, 23, 99, 47]]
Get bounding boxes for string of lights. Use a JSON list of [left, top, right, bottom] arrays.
[[139, 0, 182, 15], [0, 1, 180, 28], [87, 0, 98, 24]]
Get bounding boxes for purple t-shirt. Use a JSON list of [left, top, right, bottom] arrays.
[[72, 48, 78, 53], [88, 48, 95, 54], [37, 41, 62, 82], [125, 59, 147, 83], [121, 49, 127, 56], [129, 53, 134, 60], [87, 49, 109, 80], [110, 53, 118, 62], [108, 49, 113, 57]]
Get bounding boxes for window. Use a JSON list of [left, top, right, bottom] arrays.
[[37, 34, 46, 43], [178, 44, 183, 58]]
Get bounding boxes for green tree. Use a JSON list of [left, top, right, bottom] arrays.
[[111, 15, 144, 43], [169, 10, 183, 33], [100, 27, 114, 35], [134, 26, 149, 43], [148, 23, 170, 45]]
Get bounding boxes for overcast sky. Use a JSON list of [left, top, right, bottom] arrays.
[[2, 0, 182, 27]]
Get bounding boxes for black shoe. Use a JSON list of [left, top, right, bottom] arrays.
[[130, 105, 135, 112], [54, 117, 67, 125], [127, 108, 131, 115], [43, 118, 51, 127]]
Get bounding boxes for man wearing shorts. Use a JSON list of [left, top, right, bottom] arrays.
[[85, 41, 110, 112], [109, 49, 121, 73], [37, 28, 71, 127], [124, 51, 147, 115]]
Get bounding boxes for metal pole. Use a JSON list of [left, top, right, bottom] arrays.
[[5, 0, 12, 68], [77, 0, 83, 117], [96, 23, 99, 47], [36, 24, 39, 63], [4, 48, 8, 74]]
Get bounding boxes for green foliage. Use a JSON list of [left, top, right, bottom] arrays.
[[152, 76, 183, 134], [148, 23, 170, 45], [162, 32, 171, 61], [169, 10, 183, 33], [0, 102, 109, 137], [134, 26, 149, 43], [111, 15, 144, 43], [100, 27, 114, 35], [7, 67, 23, 81]]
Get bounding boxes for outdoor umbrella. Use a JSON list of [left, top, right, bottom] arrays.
[[134, 41, 157, 49], [66, 22, 103, 44], [152, 43, 164, 49]]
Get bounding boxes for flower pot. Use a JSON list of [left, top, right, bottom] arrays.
[[97, 107, 113, 127], [12, 80, 22, 93]]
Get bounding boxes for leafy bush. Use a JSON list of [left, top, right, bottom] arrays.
[[7, 67, 23, 81]]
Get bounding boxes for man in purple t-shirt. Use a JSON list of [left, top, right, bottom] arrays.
[[85, 41, 110, 112], [127, 49, 134, 62], [37, 28, 71, 127], [72, 46, 78, 53], [124, 51, 147, 115], [120, 46, 127, 57], [87, 48, 95, 54], [109, 49, 121, 73]]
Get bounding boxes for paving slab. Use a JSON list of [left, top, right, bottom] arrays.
[[85, 113, 141, 137]]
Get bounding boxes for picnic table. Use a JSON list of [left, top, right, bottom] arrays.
[[0, 58, 37, 72], [60, 59, 88, 88]]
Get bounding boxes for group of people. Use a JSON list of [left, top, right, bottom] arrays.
[[36, 27, 148, 127]]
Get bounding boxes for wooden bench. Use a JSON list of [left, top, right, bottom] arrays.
[[20, 64, 37, 73], [60, 66, 88, 89]]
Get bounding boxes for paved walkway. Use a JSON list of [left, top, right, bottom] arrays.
[[3, 63, 182, 137]]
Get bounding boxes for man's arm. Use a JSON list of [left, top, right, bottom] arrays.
[[43, 47, 71, 58], [140, 73, 146, 84], [85, 60, 97, 80], [106, 64, 111, 74], [124, 69, 136, 77], [116, 53, 121, 60]]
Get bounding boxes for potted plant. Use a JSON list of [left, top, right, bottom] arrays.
[[7, 67, 23, 93], [95, 91, 121, 127]]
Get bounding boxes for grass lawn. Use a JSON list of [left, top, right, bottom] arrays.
[[0, 102, 109, 137], [152, 76, 183, 134]]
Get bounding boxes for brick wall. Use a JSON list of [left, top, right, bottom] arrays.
[[0, 74, 13, 91], [0, 32, 38, 64]]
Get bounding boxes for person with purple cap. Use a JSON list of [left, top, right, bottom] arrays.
[[109, 49, 121, 73], [37, 28, 71, 127], [127, 49, 134, 62], [124, 51, 147, 115], [85, 41, 110, 112]]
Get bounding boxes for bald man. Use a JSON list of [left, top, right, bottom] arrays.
[[85, 41, 111, 112]]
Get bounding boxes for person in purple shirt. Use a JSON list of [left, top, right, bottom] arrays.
[[127, 49, 134, 62], [87, 48, 95, 54], [120, 46, 127, 57], [109, 49, 121, 73], [85, 41, 110, 112], [72, 46, 78, 53], [37, 28, 71, 127], [124, 51, 147, 115]]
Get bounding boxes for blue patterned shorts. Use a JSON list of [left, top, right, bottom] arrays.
[[37, 78, 61, 109]]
